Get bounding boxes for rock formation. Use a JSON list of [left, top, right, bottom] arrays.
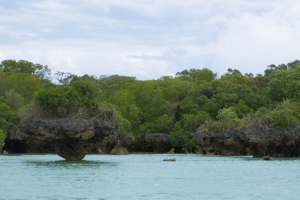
[[145, 133, 171, 152], [182, 148, 193, 154], [263, 156, 275, 161], [182, 148, 188, 154], [110, 140, 129, 155], [165, 148, 175, 154], [192, 128, 300, 157], [6, 117, 119, 160], [0, 144, 4, 153]]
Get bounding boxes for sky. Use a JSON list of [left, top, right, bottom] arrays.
[[0, 0, 300, 80]]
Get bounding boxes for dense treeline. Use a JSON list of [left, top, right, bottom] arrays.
[[1, 59, 300, 149]]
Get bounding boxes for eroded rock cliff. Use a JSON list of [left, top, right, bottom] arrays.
[[192, 128, 300, 157], [6, 117, 120, 160], [145, 133, 171, 152], [0, 144, 4, 153]]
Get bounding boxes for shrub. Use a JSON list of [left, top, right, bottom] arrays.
[[198, 108, 242, 133], [0, 129, 6, 145], [268, 100, 299, 129], [170, 111, 209, 149], [170, 122, 196, 150]]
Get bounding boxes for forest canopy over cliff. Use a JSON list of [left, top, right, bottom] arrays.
[[1, 59, 300, 148]]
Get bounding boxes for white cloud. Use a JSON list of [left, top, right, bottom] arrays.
[[0, 0, 299, 79], [210, 1, 300, 75]]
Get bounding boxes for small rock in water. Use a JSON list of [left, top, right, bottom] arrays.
[[263, 156, 275, 161], [2, 150, 8, 154], [163, 158, 176, 162]]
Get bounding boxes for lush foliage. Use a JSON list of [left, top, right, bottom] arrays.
[[1, 59, 300, 148], [0, 129, 5, 145]]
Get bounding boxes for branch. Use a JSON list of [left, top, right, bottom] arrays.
[[264, 115, 273, 121]]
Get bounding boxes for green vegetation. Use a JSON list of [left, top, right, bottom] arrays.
[[1, 59, 300, 149]]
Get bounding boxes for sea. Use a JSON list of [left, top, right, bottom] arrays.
[[0, 153, 300, 199]]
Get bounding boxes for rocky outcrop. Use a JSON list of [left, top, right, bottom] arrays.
[[263, 156, 275, 161], [182, 148, 188, 154], [6, 117, 119, 160], [165, 148, 175, 154], [110, 140, 128, 155], [192, 128, 300, 157], [145, 133, 171, 152], [0, 144, 4, 153], [89, 132, 132, 154]]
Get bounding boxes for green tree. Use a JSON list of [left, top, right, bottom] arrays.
[[0, 60, 51, 79], [0, 129, 6, 145], [268, 78, 285, 102], [4, 89, 24, 109], [0, 73, 43, 102], [176, 68, 217, 82]]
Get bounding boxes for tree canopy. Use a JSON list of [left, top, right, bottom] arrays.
[[1, 59, 300, 149]]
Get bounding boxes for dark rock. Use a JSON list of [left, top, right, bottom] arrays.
[[145, 133, 171, 152], [263, 156, 275, 161], [0, 144, 4, 153], [89, 135, 116, 154], [6, 118, 119, 160], [192, 128, 300, 157]]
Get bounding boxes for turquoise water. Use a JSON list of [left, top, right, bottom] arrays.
[[0, 154, 300, 200]]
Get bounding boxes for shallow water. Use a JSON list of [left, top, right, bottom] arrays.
[[0, 153, 300, 200]]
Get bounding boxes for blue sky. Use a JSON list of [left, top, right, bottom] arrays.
[[0, 0, 299, 80]]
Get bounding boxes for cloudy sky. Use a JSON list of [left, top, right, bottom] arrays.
[[0, 0, 299, 80]]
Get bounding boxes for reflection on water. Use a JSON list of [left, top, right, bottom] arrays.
[[25, 160, 117, 168], [1, 153, 300, 200], [25, 160, 117, 169]]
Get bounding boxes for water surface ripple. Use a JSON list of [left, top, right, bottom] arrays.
[[1, 153, 300, 199]]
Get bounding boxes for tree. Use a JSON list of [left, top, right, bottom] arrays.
[[0, 129, 5, 145], [4, 89, 24, 109], [55, 72, 77, 88], [268, 78, 285, 102], [0, 103, 17, 133], [287, 60, 300, 70], [244, 73, 253, 78], [0, 73, 43, 103], [176, 68, 217, 82], [0, 60, 51, 79]]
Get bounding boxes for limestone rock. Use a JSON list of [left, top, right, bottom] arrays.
[[96, 148, 103, 154], [0, 145, 4, 153], [182, 148, 193, 154], [145, 133, 171, 152], [6, 118, 119, 160], [263, 156, 275, 161], [192, 128, 300, 157], [182, 148, 189, 154], [165, 148, 175, 154], [110, 140, 128, 155], [2, 150, 8, 154]]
